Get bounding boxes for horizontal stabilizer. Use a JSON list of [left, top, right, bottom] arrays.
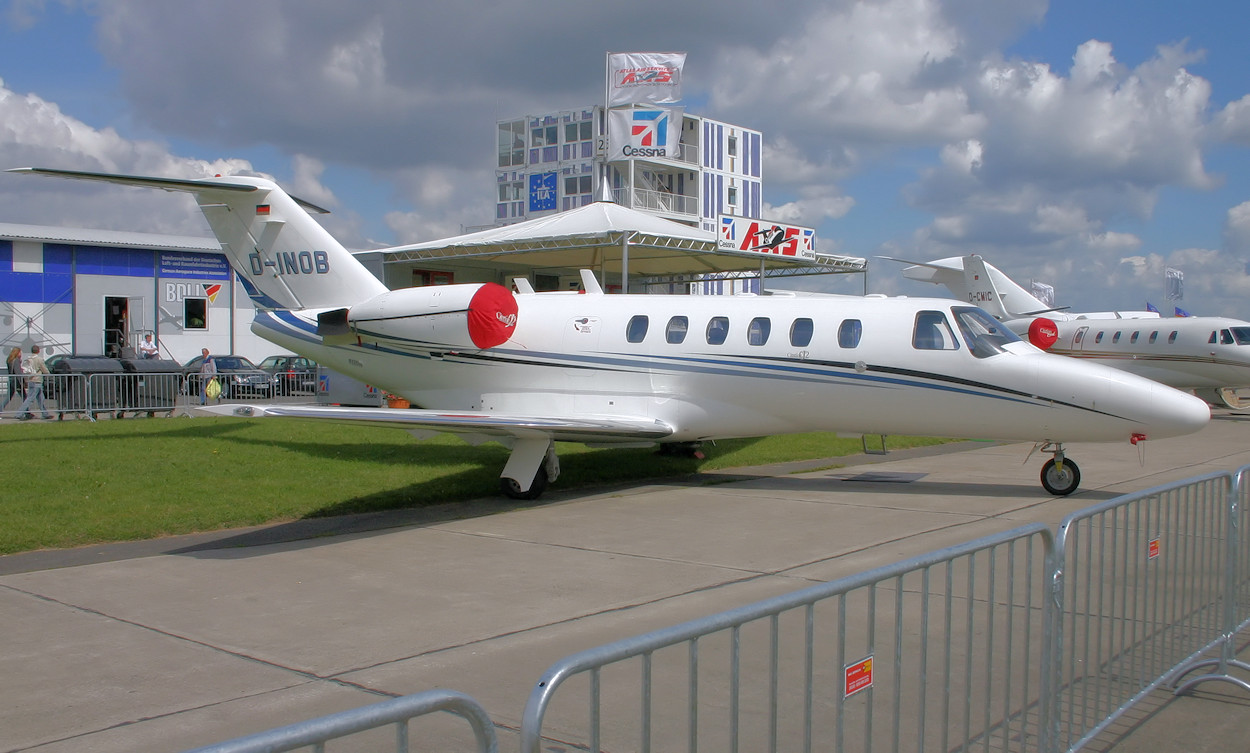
[[8, 167, 332, 214]]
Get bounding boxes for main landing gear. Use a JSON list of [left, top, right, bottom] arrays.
[[499, 438, 561, 501], [1037, 442, 1081, 496]]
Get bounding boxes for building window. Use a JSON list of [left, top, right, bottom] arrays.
[[747, 317, 771, 346], [706, 316, 729, 345], [838, 319, 862, 348], [728, 135, 738, 157], [727, 186, 738, 207], [185, 298, 207, 329], [666, 316, 688, 344], [790, 318, 814, 347], [626, 315, 649, 343], [565, 121, 592, 143], [564, 175, 593, 200], [497, 120, 525, 168], [532, 124, 557, 148]]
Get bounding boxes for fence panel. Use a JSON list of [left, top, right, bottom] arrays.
[[522, 524, 1054, 753], [181, 689, 498, 753], [1050, 472, 1233, 752]]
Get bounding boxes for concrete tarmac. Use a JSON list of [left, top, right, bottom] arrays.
[[4, 415, 1250, 752]]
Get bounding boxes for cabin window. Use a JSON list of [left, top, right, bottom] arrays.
[[666, 316, 688, 344], [838, 319, 862, 348], [1168, 331, 1178, 344], [1094, 332, 1105, 344], [1149, 331, 1158, 344], [912, 311, 960, 351], [747, 317, 771, 346], [626, 315, 649, 343], [952, 306, 1018, 358], [1074, 328, 1086, 344], [1112, 332, 1121, 344], [706, 317, 730, 345], [1222, 329, 1235, 345], [790, 318, 814, 347], [1130, 331, 1139, 344]]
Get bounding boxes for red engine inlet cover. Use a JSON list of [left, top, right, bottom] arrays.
[[1028, 317, 1059, 350], [466, 283, 519, 349]]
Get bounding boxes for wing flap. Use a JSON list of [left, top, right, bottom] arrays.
[[199, 403, 674, 443]]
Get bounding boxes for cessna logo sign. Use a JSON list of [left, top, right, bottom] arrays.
[[607, 107, 683, 159], [718, 217, 817, 261]]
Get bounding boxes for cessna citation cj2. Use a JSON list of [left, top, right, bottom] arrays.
[[896, 254, 1250, 409], [13, 168, 1211, 498]]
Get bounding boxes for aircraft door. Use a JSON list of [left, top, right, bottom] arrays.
[[1072, 326, 1089, 352]]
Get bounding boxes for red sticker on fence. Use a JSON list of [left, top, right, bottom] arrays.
[[844, 656, 873, 697], [1148, 538, 1161, 560]]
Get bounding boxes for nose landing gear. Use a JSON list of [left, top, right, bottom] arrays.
[[1038, 442, 1081, 496]]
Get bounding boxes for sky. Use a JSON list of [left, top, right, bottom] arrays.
[[3, 0, 1250, 317]]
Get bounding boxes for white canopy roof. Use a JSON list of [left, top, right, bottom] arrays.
[[380, 200, 865, 280]]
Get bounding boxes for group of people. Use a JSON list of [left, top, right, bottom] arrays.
[[4, 344, 53, 420], [4, 334, 166, 420]]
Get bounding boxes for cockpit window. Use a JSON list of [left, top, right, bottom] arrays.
[[951, 306, 1021, 358], [912, 310, 960, 351], [1223, 329, 1236, 345], [1232, 327, 1250, 345]]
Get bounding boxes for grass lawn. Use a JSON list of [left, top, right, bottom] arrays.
[[0, 416, 952, 554]]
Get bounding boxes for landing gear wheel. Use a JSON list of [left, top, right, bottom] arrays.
[[500, 466, 549, 501], [1041, 458, 1081, 496]]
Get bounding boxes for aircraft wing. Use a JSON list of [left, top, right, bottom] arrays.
[[199, 403, 674, 444]]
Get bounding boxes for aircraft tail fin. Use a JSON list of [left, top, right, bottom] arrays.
[[10, 167, 389, 311], [898, 255, 1047, 320]]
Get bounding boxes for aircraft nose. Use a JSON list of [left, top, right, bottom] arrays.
[[1140, 382, 1211, 439]]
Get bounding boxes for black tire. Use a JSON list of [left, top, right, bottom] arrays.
[[500, 466, 549, 501], [1041, 458, 1081, 496]]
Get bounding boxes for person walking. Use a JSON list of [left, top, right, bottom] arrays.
[[16, 344, 53, 420], [198, 348, 217, 405], [5, 346, 25, 408]]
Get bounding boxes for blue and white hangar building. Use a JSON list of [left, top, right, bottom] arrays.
[[0, 222, 292, 364]]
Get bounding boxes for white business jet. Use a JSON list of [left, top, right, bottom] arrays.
[[895, 255, 1250, 408], [12, 168, 1210, 497]]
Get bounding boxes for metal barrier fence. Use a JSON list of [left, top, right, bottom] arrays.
[[169, 470, 1250, 753], [182, 689, 499, 753], [522, 525, 1055, 753], [1, 370, 276, 420], [1048, 472, 1236, 751]]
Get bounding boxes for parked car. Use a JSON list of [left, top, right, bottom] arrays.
[[258, 355, 318, 396], [182, 354, 274, 399]]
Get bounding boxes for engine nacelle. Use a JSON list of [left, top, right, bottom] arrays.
[[346, 282, 518, 349], [1027, 317, 1059, 350]]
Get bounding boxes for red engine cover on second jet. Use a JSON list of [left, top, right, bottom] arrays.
[[1028, 317, 1059, 350]]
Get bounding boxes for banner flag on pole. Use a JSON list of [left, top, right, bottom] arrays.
[[607, 107, 684, 160], [1146, 301, 1159, 313], [1165, 267, 1184, 301], [607, 52, 686, 106], [1030, 280, 1055, 308]]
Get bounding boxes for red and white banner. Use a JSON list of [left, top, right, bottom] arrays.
[[718, 216, 817, 261], [607, 107, 684, 160], [607, 52, 686, 106]]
